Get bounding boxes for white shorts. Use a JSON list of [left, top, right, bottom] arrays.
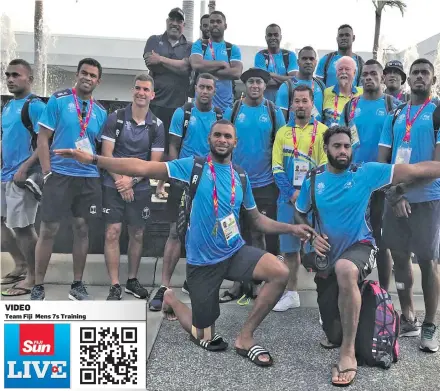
[[1, 181, 39, 229]]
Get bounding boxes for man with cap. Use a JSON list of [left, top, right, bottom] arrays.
[[221, 68, 285, 304], [143, 8, 192, 197], [384, 60, 409, 103]]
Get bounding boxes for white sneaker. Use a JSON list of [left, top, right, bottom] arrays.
[[272, 291, 300, 312]]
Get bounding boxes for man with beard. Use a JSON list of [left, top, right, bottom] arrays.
[[190, 11, 243, 112], [30, 58, 107, 301], [272, 85, 328, 311], [378, 58, 440, 352], [296, 125, 440, 385], [384, 60, 410, 103], [322, 56, 362, 128], [1, 59, 46, 297], [222, 68, 285, 304], [101, 74, 164, 301], [200, 14, 210, 40], [276, 46, 325, 122], [54, 120, 317, 367], [254, 24, 298, 102], [316, 24, 365, 88]]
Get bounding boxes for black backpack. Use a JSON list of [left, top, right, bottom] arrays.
[[230, 98, 277, 144], [113, 108, 159, 160], [259, 49, 290, 74], [341, 94, 394, 126], [176, 156, 248, 243], [284, 77, 325, 120], [188, 39, 234, 98], [181, 102, 223, 142], [323, 51, 365, 86]]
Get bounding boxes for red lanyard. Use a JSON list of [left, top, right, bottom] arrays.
[[349, 97, 360, 122], [292, 120, 318, 159], [207, 155, 236, 235], [72, 88, 93, 138], [403, 97, 431, 142], [333, 92, 353, 121], [396, 91, 403, 101], [268, 52, 278, 74], [208, 40, 216, 60]]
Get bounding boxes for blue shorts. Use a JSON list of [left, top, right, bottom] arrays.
[[277, 201, 301, 253]]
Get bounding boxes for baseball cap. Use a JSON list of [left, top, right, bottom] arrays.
[[168, 7, 185, 21], [384, 60, 406, 84]]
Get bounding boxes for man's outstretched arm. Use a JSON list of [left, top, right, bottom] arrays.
[[54, 149, 170, 181]]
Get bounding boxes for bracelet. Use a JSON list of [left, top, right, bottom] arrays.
[[91, 154, 99, 165], [43, 171, 52, 183]]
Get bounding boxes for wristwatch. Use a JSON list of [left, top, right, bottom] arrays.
[[132, 177, 139, 186]]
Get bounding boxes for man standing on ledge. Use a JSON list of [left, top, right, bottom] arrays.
[[54, 119, 318, 368]]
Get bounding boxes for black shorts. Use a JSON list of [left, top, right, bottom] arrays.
[[382, 200, 440, 261], [369, 190, 385, 247], [315, 242, 377, 345], [41, 172, 102, 222], [186, 245, 266, 329], [165, 182, 184, 222], [102, 186, 152, 227]]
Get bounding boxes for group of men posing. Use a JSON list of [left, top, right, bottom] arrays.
[[2, 6, 440, 387]]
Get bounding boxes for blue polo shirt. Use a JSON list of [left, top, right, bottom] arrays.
[[379, 101, 440, 203], [191, 39, 242, 111], [316, 52, 363, 88], [38, 88, 107, 177], [223, 100, 286, 188], [296, 162, 394, 265], [166, 157, 256, 266], [1, 95, 46, 181], [169, 105, 220, 158], [254, 50, 298, 102]]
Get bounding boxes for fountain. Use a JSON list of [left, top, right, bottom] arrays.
[[0, 13, 18, 95]]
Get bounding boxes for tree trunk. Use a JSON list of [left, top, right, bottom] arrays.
[[182, 1, 194, 41], [34, 0, 44, 95], [208, 0, 216, 14], [372, 10, 382, 60]]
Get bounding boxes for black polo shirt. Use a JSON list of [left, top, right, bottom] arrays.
[[144, 32, 192, 109]]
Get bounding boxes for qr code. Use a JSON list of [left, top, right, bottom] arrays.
[[79, 326, 138, 385]]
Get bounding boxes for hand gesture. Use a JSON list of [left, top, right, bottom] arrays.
[[291, 224, 317, 242], [393, 197, 411, 218], [145, 50, 162, 65], [312, 234, 331, 258], [115, 176, 133, 193], [120, 188, 135, 203]]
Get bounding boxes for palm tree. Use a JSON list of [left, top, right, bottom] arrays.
[[34, 0, 44, 95], [182, 1, 194, 41], [372, 0, 406, 60]]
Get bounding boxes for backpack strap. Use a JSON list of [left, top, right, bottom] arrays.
[[391, 103, 407, 146], [188, 156, 206, 201], [312, 77, 326, 93], [432, 102, 440, 141], [232, 164, 248, 203], [114, 109, 126, 141], [281, 49, 290, 74], [230, 99, 243, 124], [213, 106, 223, 122], [309, 168, 323, 233], [201, 39, 209, 57], [322, 51, 337, 86], [225, 42, 233, 62], [286, 78, 294, 115], [21, 94, 39, 150], [342, 98, 352, 126], [384, 94, 393, 113], [265, 99, 277, 145], [354, 55, 365, 86], [260, 49, 270, 70], [182, 102, 194, 141]]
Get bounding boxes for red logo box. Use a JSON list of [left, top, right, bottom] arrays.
[[19, 324, 55, 356]]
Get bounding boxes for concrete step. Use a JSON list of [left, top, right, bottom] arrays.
[[1, 252, 431, 294]]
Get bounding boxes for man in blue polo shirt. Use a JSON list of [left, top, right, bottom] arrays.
[[254, 23, 298, 102], [190, 10, 243, 112], [54, 119, 316, 367], [316, 24, 364, 88], [1, 59, 46, 297], [276, 46, 325, 122], [378, 58, 440, 353], [30, 58, 107, 301]]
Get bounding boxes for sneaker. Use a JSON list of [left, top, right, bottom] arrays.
[[107, 284, 122, 301], [420, 323, 439, 353], [30, 285, 45, 300], [149, 286, 167, 311], [69, 282, 92, 301], [400, 314, 421, 337], [272, 291, 300, 312], [276, 255, 285, 262], [125, 279, 149, 299], [182, 280, 190, 295]]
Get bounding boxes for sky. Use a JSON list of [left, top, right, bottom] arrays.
[[1, 0, 439, 53]]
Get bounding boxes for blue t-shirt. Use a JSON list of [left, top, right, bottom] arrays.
[[190, 39, 242, 111], [166, 157, 256, 266], [379, 101, 440, 203], [316, 53, 362, 88], [169, 105, 220, 158], [1, 95, 46, 181], [254, 50, 298, 102], [340, 95, 398, 164], [224, 100, 286, 187], [275, 77, 324, 121], [38, 89, 108, 177], [296, 162, 393, 265]]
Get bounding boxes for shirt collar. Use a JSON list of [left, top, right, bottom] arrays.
[[287, 115, 315, 127], [332, 83, 358, 96], [162, 31, 187, 45], [124, 103, 153, 125]]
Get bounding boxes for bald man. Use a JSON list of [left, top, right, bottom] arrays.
[[322, 56, 363, 127]]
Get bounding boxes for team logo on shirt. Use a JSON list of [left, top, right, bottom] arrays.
[[316, 182, 325, 194], [190, 116, 197, 125], [237, 113, 246, 123], [422, 113, 431, 121], [142, 206, 150, 220], [89, 205, 97, 215], [396, 114, 405, 124], [259, 114, 269, 123], [343, 181, 353, 189], [221, 49, 227, 56], [68, 102, 76, 113], [376, 109, 386, 116]]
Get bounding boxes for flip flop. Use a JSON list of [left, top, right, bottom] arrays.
[[1, 284, 31, 297], [219, 290, 241, 303], [190, 333, 228, 352], [155, 191, 168, 200], [1, 272, 26, 285], [331, 364, 357, 387], [236, 344, 274, 367], [237, 294, 252, 306]]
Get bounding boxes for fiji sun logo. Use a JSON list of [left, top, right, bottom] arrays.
[[4, 323, 70, 389]]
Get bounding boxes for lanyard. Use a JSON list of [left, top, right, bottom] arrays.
[[72, 88, 93, 138], [291, 120, 318, 159], [208, 40, 216, 60], [348, 97, 360, 122], [333, 92, 353, 121], [311, 80, 315, 93], [396, 91, 403, 101], [403, 97, 431, 143], [207, 155, 236, 236], [268, 52, 278, 74]]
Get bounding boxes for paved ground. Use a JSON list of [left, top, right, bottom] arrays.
[[147, 306, 440, 391]]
